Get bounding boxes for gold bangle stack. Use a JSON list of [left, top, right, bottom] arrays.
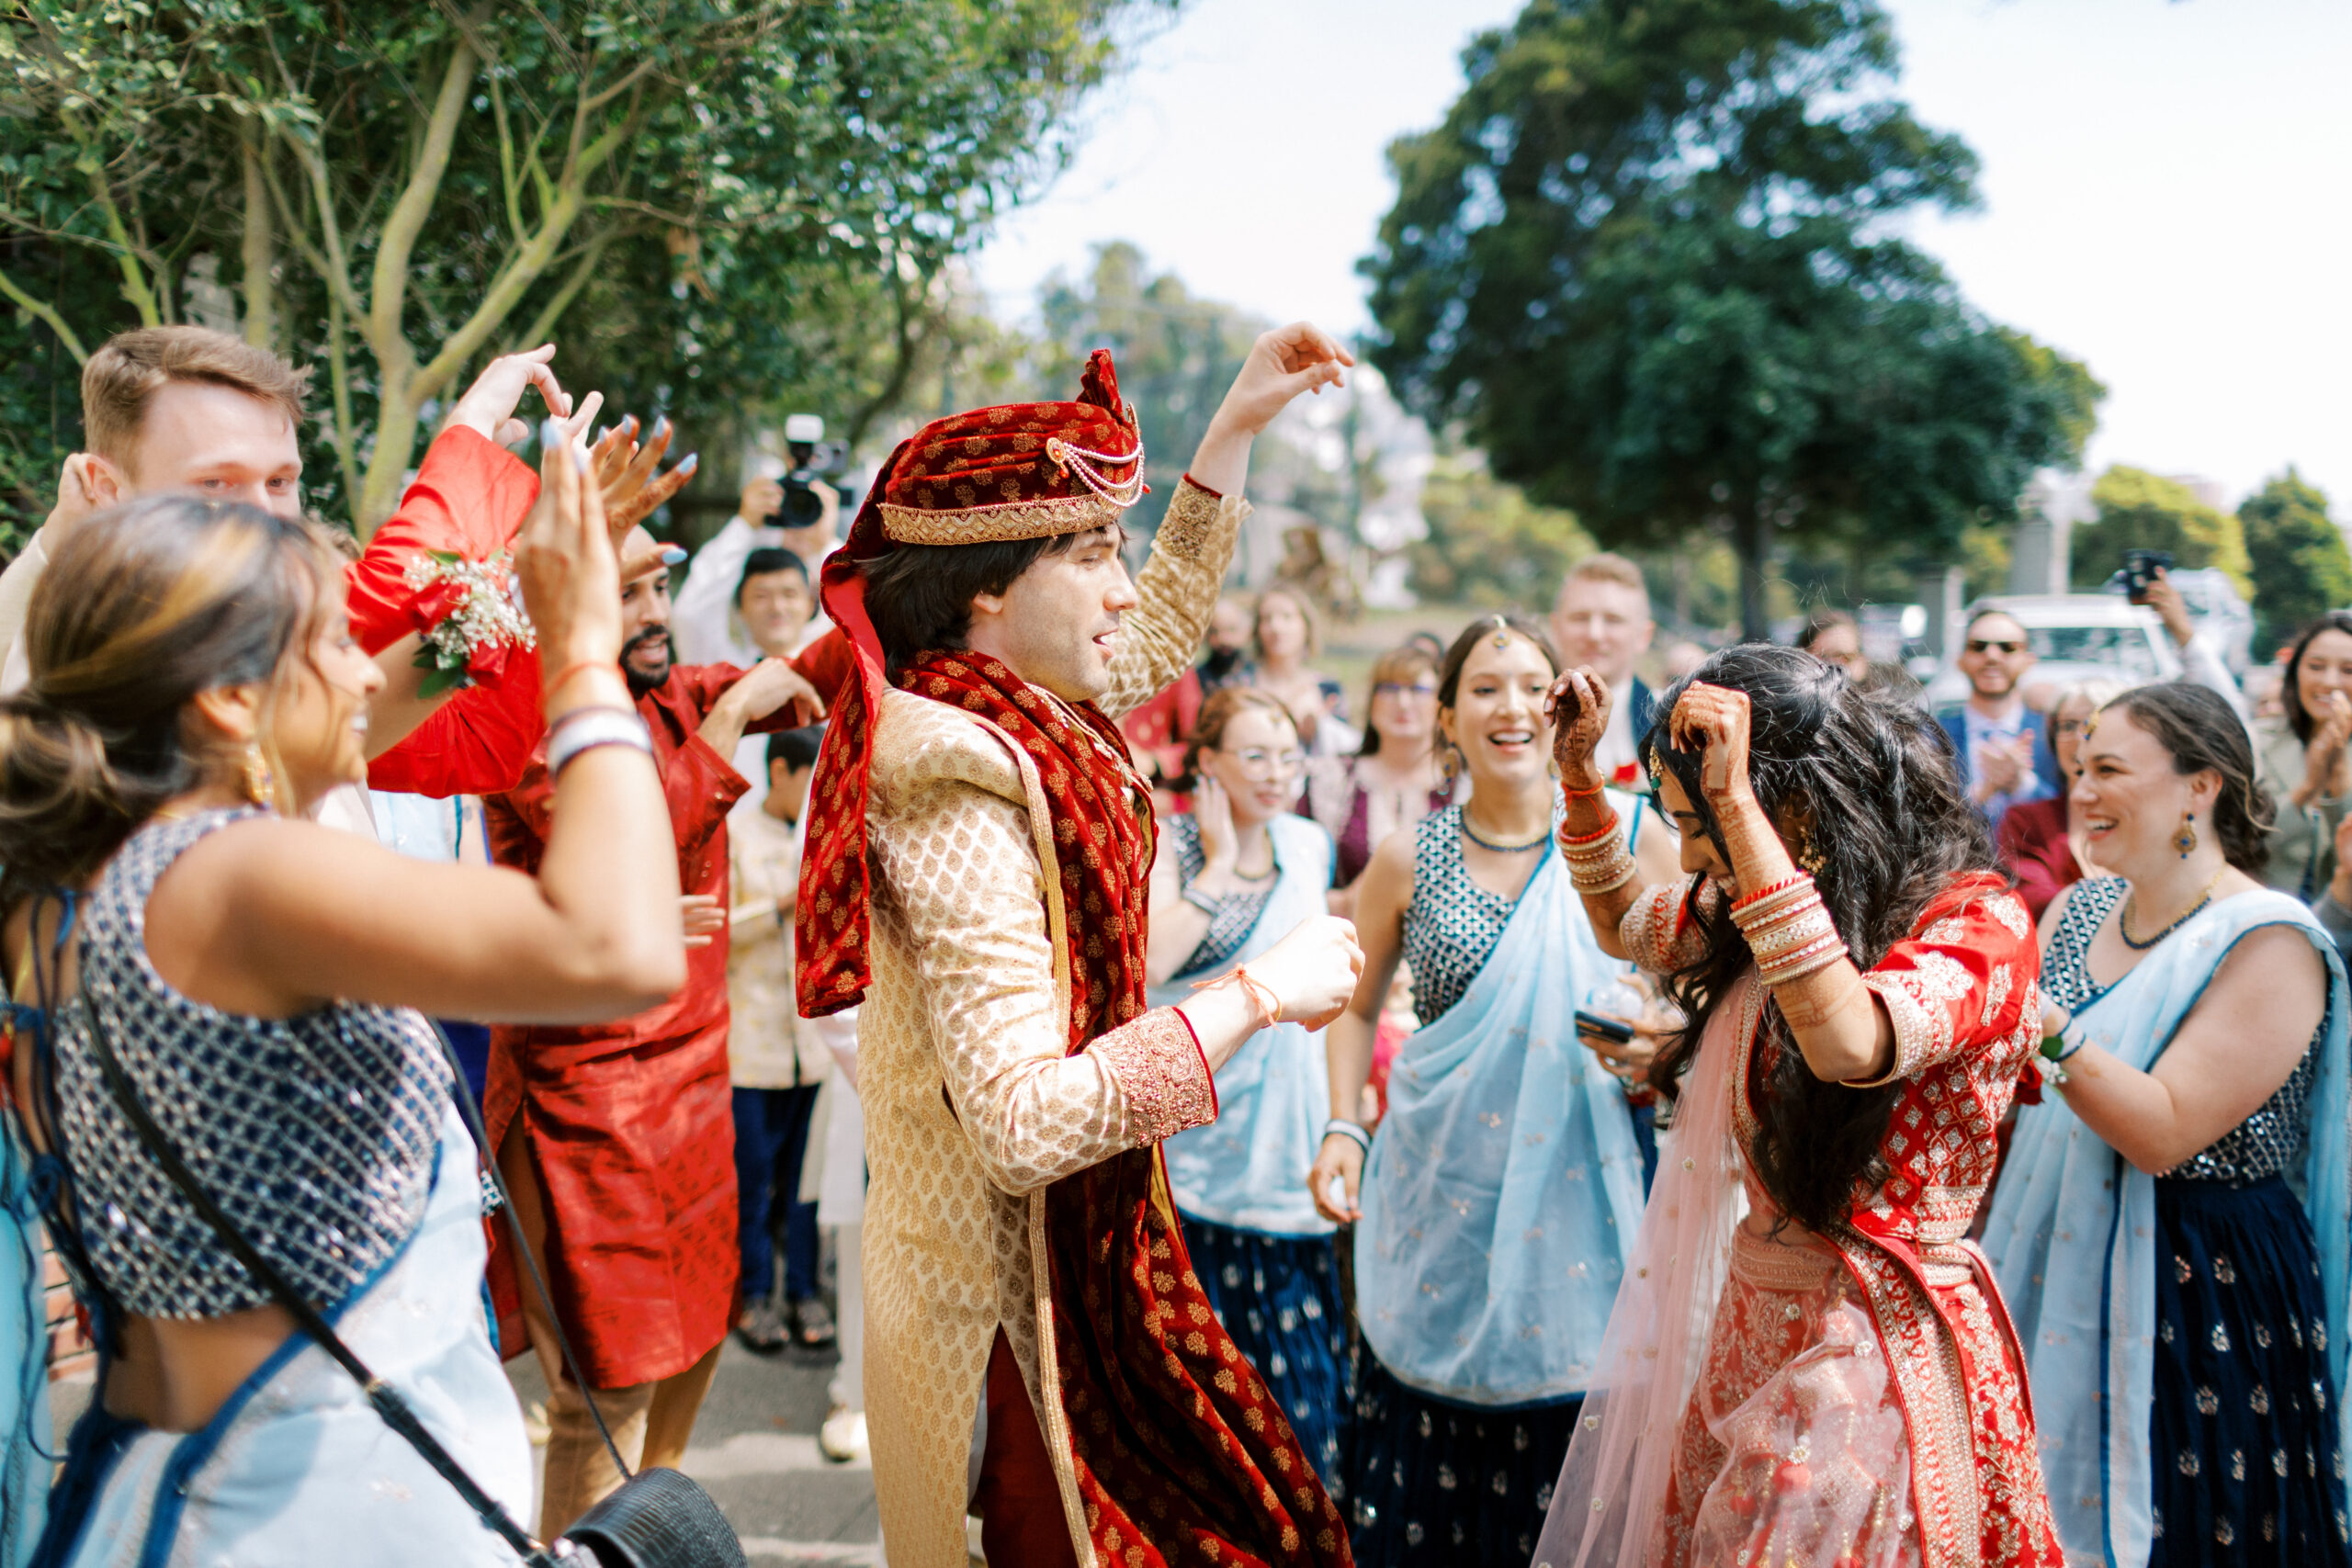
[[1560, 814, 1638, 894], [1728, 870, 1849, 988]]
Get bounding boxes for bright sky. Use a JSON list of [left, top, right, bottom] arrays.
[[974, 0, 2352, 513]]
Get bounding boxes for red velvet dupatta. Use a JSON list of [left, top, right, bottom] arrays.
[[806, 643, 1347, 1566]]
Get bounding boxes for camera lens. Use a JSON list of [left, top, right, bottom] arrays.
[[779, 469, 826, 529]]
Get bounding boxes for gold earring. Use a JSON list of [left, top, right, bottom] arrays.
[[1794, 821, 1826, 874], [2173, 812, 2198, 860], [242, 744, 277, 810]]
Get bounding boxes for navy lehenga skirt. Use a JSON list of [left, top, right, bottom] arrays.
[[1180, 1211, 1353, 1498], [1347, 1352, 1580, 1568], [2151, 1175, 2350, 1567]]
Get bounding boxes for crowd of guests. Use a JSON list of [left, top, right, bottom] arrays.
[[1121, 547, 2352, 1568], [0, 313, 2346, 1568]]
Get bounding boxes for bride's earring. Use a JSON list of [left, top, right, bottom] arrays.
[[2173, 811, 2198, 860]]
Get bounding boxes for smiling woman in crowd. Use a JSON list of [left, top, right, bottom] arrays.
[[1309, 613, 1670, 1568], [1145, 686, 1351, 1495], [2256, 611, 2352, 899], [1984, 681, 2350, 1568], [0, 435, 684, 1564], [1301, 641, 1452, 914]]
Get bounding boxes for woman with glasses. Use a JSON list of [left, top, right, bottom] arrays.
[[1145, 687, 1350, 1492], [1306, 614, 1672, 1568], [1996, 677, 2131, 919], [1303, 644, 1453, 915]]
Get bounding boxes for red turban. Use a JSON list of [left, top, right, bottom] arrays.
[[797, 350, 1146, 1016]]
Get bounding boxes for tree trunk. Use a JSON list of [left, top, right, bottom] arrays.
[[1737, 496, 1770, 642], [357, 365, 420, 536]]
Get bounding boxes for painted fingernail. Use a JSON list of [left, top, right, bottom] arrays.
[[541, 416, 563, 446], [572, 446, 591, 473], [661, 546, 687, 565], [678, 452, 698, 471]]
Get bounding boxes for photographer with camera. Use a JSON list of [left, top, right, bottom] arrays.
[[2123, 552, 2250, 730], [673, 413, 841, 667]]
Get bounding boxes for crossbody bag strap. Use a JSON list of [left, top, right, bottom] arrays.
[[418, 1017, 635, 1483], [75, 977, 559, 1566]]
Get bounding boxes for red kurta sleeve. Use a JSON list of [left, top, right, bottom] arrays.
[[789, 626, 857, 708], [358, 426, 549, 798], [345, 426, 541, 649], [1849, 874, 2040, 1086]]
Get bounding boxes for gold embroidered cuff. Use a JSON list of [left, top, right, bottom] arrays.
[[880, 490, 1125, 546], [1847, 970, 1941, 1088], [1154, 479, 1246, 560], [1093, 1006, 1219, 1145]]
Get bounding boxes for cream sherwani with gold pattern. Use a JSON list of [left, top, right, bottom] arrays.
[[858, 479, 1248, 1566]]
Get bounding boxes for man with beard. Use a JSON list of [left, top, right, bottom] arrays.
[[481, 527, 826, 1537]]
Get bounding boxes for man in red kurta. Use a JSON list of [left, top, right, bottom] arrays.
[[482, 530, 826, 1536]]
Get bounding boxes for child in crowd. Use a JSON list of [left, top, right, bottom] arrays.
[[727, 725, 836, 1351]]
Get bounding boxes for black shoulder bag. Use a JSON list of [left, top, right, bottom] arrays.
[[76, 978, 746, 1568]]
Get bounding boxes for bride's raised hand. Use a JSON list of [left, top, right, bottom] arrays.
[[1545, 668, 1612, 790]]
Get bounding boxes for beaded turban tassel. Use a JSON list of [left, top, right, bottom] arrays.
[[871, 348, 1147, 547]]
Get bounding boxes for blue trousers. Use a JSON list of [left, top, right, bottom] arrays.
[[731, 1085, 820, 1303]]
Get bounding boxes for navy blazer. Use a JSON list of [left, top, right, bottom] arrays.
[[1629, 676, 1658, 748], [1937, 706, 2059, 823]]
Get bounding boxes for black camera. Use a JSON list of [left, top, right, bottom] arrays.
[[2121, 548, 2174, 604], [776, 412, 831, 530]]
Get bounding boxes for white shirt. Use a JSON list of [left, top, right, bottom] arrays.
[[1593, 676, 1640, 784], [673, 514, 831, 669]]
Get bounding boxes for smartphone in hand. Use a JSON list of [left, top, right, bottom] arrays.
[[1573, 1010, 1635, 1045]]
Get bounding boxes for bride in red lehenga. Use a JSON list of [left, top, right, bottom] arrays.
[[1529, 645, 2063, 1568]]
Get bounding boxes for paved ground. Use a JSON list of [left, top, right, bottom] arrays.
[[507, 1336, 885, 1565]]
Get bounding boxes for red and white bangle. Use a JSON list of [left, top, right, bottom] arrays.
[[1560, 814, 1638, 895], [1727, 870, 1850, 987]]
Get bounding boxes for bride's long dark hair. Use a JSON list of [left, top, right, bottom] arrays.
[[1639, 644, 1996, 1235]]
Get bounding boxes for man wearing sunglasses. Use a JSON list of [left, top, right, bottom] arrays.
[[1938, 607, 2058, 829]]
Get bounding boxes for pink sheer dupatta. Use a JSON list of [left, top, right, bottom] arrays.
[[1533, 976, 1754, 1568]]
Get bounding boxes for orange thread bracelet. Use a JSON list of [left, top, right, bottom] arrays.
[[1561, 781, 1608, 801], [1192, 965, 1282, 1031]]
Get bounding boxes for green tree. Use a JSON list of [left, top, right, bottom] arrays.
[[1359, 0, 2101, 637], [2237, 468, 2346, 648], [2069, 466, 2252, 597], [0, 0, 1152, 539], [1409, 450, 1597, 607]]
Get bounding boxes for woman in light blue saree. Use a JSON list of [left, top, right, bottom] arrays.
[[0, 442, 703, 1564], [1148, 686, 1351, 1491], [1306, 615, 1672, 1568], [1983, 682, 2352, 1568]]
